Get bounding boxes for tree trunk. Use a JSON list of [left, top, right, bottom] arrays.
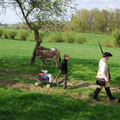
[[29, 28, 42, 65], [29, 42, 40, 65]]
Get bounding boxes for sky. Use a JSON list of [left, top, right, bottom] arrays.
[[0, 0, 120, 24]]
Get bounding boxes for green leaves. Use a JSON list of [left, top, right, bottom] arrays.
[[70, 8, 120, 33]]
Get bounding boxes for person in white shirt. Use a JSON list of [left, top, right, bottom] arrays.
[[93, 52, 116, 101]]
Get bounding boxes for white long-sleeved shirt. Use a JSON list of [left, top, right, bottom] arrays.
[[96, 58, 108, 81], [99, 60, 107, 80]]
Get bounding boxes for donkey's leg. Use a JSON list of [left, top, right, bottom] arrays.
[[47, 60, 50, 67], [46, 59, 50, 68], [57, 55, 60, 67], [42, 59, 46, 68], [54, 56, 59, 68]]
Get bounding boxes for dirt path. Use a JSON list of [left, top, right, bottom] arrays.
[[0, 71, 120, 100], [0, 71, 38, 80]]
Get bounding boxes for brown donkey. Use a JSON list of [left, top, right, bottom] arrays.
[[36, 46, 61, 68]]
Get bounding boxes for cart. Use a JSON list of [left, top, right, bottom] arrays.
[[35, 70, 53, 88]]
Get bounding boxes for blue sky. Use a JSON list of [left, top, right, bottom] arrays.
[[0, 0, 120, 24]]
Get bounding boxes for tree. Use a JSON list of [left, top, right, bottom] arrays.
[[115, 9, 120, 29], [78, 9, 90, 32], [0, 0, 75, 64], [70, 9, 90, 32], [99, 9, 109, 32], [107, 8, 115, 33], [90, 8, 101, 32], [70, 15, 81, 32]]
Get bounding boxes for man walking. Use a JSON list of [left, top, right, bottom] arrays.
[[93, 52, 116, 101]]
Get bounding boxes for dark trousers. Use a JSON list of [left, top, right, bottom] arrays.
[[58, 74, 67, 88]]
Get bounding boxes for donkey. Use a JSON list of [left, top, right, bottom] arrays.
[[36, 46, 61, 68]]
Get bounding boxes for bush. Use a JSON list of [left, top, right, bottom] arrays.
[[47, 32, 64, 43], [46, 31, 86, 44], [4, 30, 9, 39], [19, 30, 28, 41], [8, 29, 17, 39], [76, 35, 87, 44], [66, 34, 75, 43], [62, 32, 75, 43], [104, 38, 115, 48], [112, 29, 120, 46], [0, 28, 3, 38]]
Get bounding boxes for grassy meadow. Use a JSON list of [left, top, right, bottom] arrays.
[[0, 32, 120, 120]]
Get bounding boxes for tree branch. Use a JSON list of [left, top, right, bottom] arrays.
[[26, 7, 34, 17], [16, 0, 33, 30]]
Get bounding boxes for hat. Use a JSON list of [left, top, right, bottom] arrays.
[[103, 52, 113, 57]]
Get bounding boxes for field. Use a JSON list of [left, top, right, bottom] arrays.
[[0, 33, 120, 120]]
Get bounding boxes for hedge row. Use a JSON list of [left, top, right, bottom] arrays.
[[0, 28, 28, 40], [46, 32, 87, 44], [0, 28, 87, 44]]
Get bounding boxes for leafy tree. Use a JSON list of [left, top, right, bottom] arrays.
[[90, 8, 101, 32], [70, 15, 81, 32], [70, 8, 120, 33], [78, 9, 90, 32], [107, 9, 115, 33], [114, 9, 120, 29], [70, 9, 90, 32], [99, 9, 109, 32], [0, 0, 75, 64]]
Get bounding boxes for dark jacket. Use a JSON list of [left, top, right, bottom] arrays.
[[60, 59, 68, 74]]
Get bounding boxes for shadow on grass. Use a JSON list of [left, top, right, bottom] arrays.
[[0, 86, 120, 120], [0, 73, 35, 85]]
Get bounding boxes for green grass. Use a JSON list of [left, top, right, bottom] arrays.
[[0, 84, 120, 120], [0, 73, 120, 120], [0, 33, 120, 120], [78, 33, 113, 45], [0, 38, 120, 84]]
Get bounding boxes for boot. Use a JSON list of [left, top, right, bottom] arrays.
[[105, 87, 116, 100], [93, 88, 102, 101]]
